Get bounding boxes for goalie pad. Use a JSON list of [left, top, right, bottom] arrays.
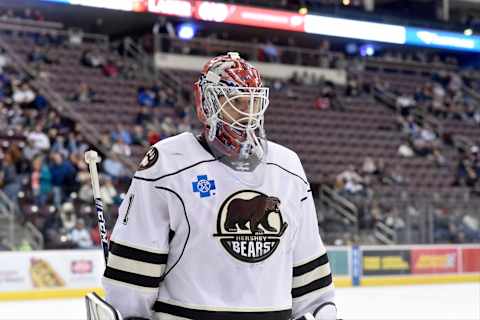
[[85, 292, 123, 320]]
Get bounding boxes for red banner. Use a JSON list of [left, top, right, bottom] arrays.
[[194, 2, 305, 32], [147, 0, 193, 17], [133, 0, 148, 12], [462, 247, 480, 273], [411, 248, 458, 274]]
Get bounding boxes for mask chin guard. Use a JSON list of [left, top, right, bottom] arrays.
[[207, 118, 217, 142]]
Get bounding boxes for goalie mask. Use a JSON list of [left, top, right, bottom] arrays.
[[194, 52, 269, 172]]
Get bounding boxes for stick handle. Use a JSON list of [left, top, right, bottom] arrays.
[[84, 150, 109, 263]]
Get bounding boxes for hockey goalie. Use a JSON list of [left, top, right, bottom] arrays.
[[86, 52, 338, 320]]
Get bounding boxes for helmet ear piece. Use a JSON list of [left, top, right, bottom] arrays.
[[194, 81, 207, 124]]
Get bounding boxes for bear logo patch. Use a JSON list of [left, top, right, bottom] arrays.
[[213, 190, 288, 263], [138, 147, 158, 171]]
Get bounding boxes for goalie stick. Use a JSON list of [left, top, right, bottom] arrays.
[[84, 150, 109, 263], [84, 150, 122, 320]]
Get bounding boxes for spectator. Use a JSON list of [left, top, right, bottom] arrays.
[[387, 164, 407, 186], [103, 157, 128, 180], [111, 138, 132, 157], [111, 124, 132, 145], [137, 87, 155, 107], [147, 129, 161, 145], [49, 152, 76, 208], [135, 107, 149, 126], [68, 28, 84, 45], [28, 47, 58, 65], [33, 91, 48, 111], [383, 207, 406, 231], [31, 156, 51, 206], [131, 125, 146, 146], [336, 165, 365, 196], [59, 202, 76, 232], [410, 122, 446, 165], [0, 151, 21, 205], [454, 147, 478, 187], [27, 125, 50, 153], [51, 135, 69, 158], [13, 82, 36, 106], [262, 40, 279, 63], [321, 81, 344, 111], [159, 116, 177, 137], [102, 59, 119, 77], [0, 49, 9, 72], [314, 96, 330, 110], [177, 116, 192, 133], [69, 218, 93, 249], [288, 71, 301, 85], [100, 176, 118, 210], [361, 157, 377, 175], [81, 49, 104, 68], [72, 82, 96, 103], [431, 83, 447, 118], [346, 76, 360, 97], [396, 93, 416, 117], [78, 171, 93, 203]]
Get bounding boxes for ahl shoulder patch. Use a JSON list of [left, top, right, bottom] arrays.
[[138, 147, 159, 171]]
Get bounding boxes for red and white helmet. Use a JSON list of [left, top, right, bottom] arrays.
[[194, 52, 269, 162]]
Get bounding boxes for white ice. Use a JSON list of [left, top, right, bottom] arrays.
[[0, 283, 478, 320]]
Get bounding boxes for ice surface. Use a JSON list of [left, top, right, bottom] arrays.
[[0, 283, 478, 320]]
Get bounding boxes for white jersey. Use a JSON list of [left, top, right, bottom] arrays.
[[103, 132, 336, 320]]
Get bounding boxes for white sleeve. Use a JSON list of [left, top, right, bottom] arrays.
[[292, 186, 337, 320], [102, 177, 170, 319]]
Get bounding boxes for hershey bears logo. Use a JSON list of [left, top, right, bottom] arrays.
[[214, 190, 288, 263], [138, 147, 158, 171]]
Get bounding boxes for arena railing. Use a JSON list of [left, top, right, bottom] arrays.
[[0, 19, 136, 174], [363, 57, 457, 75], [0, 15, 63, 30], [154, 34, 459, 75], [386, 192, 480, 244], [373, 221, 397, 245], [319, 185, 359, 226], [119, 37, 189, 106], [155, 34, 343, 67], [0, 191, 15, 249], [0, 18, 108, 47], [0, 190, 44, 250]]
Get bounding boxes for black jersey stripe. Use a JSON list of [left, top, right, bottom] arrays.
[[291, 273, 333, 298], [153, 301, 292, 320], [265, 162, 308, 185], [109, 241, 167, 265], [293, 253, 329, 277], [133, 158, 218, 182], [104, 266, 161, 288]]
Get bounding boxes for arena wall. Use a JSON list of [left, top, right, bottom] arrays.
[[0, 244, 478, 300]]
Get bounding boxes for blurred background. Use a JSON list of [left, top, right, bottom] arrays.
[[1, 0, 479, 251], [0, 2, 478, 314]]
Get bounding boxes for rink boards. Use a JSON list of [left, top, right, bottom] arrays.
[[0, 244, 478, 300]]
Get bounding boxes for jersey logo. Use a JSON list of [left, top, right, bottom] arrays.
[[138, 147, 158, 171], [213, 190, 288, 263], [192, 175, 216, 198]]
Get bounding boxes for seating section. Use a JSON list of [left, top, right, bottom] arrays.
[[1, 18, 479, 248]]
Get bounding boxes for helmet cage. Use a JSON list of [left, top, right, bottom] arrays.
[[203, 84, 269, 159]]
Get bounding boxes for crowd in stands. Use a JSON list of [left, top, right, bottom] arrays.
[[376, 68, 480, 192], [0, 8, 479, 250], [0, 51, 124, 250]]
